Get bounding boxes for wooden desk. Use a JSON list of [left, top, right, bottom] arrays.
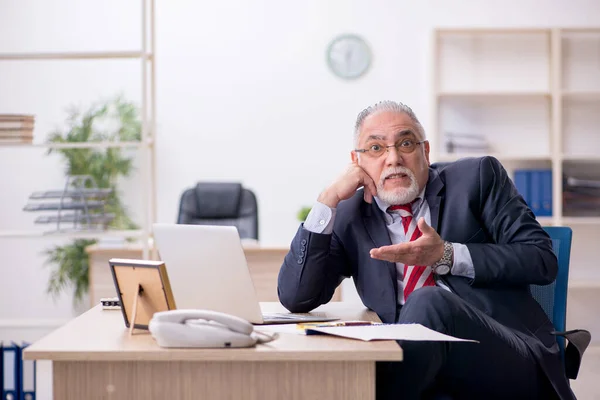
[[86, 244, 342, 307], [24, 302, 402, 400]]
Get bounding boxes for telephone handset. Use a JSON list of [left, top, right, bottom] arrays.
[[148, 309, 278, 348]]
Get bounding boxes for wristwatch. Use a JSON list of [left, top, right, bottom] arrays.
[[432, 241, 453, 275]]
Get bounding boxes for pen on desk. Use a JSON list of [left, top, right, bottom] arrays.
[[334, 321, 375, 327], [296, 320, 377, 331], [312, 321, 375, 328]]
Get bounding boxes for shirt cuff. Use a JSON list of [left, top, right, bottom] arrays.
[[451, 243, 475, 279], [302, 202, 336, 234]]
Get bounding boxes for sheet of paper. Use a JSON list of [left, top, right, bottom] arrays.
[[306, 323, 479, 342], [255, 324, 306, 335], [254, 321, 378, 336]]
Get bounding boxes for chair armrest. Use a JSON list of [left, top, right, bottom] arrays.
[[552, 329, 592, 379]]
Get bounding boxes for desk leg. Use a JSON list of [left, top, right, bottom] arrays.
[[53, 360, 374, 399]]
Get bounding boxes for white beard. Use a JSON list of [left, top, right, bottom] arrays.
[[376, 166, 420, 205]]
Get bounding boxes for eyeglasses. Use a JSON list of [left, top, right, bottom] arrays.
[[354, 139, 426, 158]]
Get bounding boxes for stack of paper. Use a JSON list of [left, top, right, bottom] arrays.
[[305, 323, 479, 342], [0, 114, 34, 144], [444, 132, 489, 154], [257, 322, 479, 342], [563, 176, 600, 217]]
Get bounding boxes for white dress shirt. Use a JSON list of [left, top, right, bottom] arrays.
[[303, 191, 475, 305]]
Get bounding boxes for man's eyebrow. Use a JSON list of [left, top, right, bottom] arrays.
[[365, 134, 386, 141], [394, 130, 415, 139], [365, 130, 416, 142]]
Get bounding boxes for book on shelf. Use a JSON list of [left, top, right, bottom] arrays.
[[0, 127, 34, 133], [566, 176, 600, 189], [563, 175, 600, 216], [0, 137, 33, 144], [0, 114, 35, 144], [513, 169, 552, 217], [0, 114, 34, 122], [563, 185, 600, 197]]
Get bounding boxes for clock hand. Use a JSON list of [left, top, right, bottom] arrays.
[[345, 48, 353, 63]]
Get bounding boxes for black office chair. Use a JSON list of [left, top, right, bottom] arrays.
[[176, 182, 259, 240]]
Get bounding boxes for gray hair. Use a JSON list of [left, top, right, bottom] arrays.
[[354, 100, 425, 146]]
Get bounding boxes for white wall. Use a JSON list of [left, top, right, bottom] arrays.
[[1, 0, 600, 322]]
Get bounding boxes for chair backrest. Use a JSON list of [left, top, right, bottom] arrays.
[[529, 226, 573, 353], [176, 182, 259, 240]]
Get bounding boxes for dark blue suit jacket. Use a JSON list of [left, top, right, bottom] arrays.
[[278, 156, 573, 399]]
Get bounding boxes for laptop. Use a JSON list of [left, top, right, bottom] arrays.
[[152, 223, 339, 325]]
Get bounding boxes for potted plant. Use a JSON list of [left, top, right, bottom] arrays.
[[43, 95, 141, 307], [297, 206, 312, 222]]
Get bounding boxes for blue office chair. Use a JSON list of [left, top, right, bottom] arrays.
[[430, 226, 590, 399], [529, 226, 591, 380]]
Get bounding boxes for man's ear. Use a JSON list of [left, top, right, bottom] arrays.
[[424, 140, 431, 166], [351, 150, 358, 164]]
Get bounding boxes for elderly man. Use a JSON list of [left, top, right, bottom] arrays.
[[277, 101, 573, 399]]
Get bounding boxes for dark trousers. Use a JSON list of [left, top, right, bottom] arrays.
[[376, 287, 557, 400]]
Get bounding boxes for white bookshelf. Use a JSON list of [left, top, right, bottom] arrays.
[[432, 27, 600, 287], [0, 51, 151, 61], [0, 141, 148, 150], [0, 230, 144, 240], [436, 153, 551, 163], [0, 0, 157, 259]]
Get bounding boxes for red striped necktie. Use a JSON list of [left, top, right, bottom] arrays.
[[388, 203, 436, 302]]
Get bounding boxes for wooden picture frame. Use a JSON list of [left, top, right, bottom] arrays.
[[108, 258, 176, 332]]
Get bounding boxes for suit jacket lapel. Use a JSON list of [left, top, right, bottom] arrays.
[[362, 200, 392, 248], [425, 167, 444, 232], [361, 200, 396, 288]]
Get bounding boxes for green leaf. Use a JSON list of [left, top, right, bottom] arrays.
[[43, 95, 142, 306], [297, 206, 312, 222]]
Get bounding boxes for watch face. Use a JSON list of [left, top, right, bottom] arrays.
[[435, 265, 450, 275], [326, 34, 371, 80]]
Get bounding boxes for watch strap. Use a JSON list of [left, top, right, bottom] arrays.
[[432, 241, 453, 274]]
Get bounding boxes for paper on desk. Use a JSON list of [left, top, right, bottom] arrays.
[[305, 323, 479, 342], [255, 324, 306, 335]]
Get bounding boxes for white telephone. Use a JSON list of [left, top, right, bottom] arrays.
[[148, 309, 278, 348]]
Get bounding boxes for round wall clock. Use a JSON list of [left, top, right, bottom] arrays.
[[326, 34, 372, 80]]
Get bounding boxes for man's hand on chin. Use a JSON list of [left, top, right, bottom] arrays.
[[369, 218, 444, 266], [318, 162, 378, 208]]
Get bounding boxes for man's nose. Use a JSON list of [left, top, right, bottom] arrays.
[[385, 145, 404, 165]]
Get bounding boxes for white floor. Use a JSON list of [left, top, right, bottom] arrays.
[[571, 346, 600, 400]]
